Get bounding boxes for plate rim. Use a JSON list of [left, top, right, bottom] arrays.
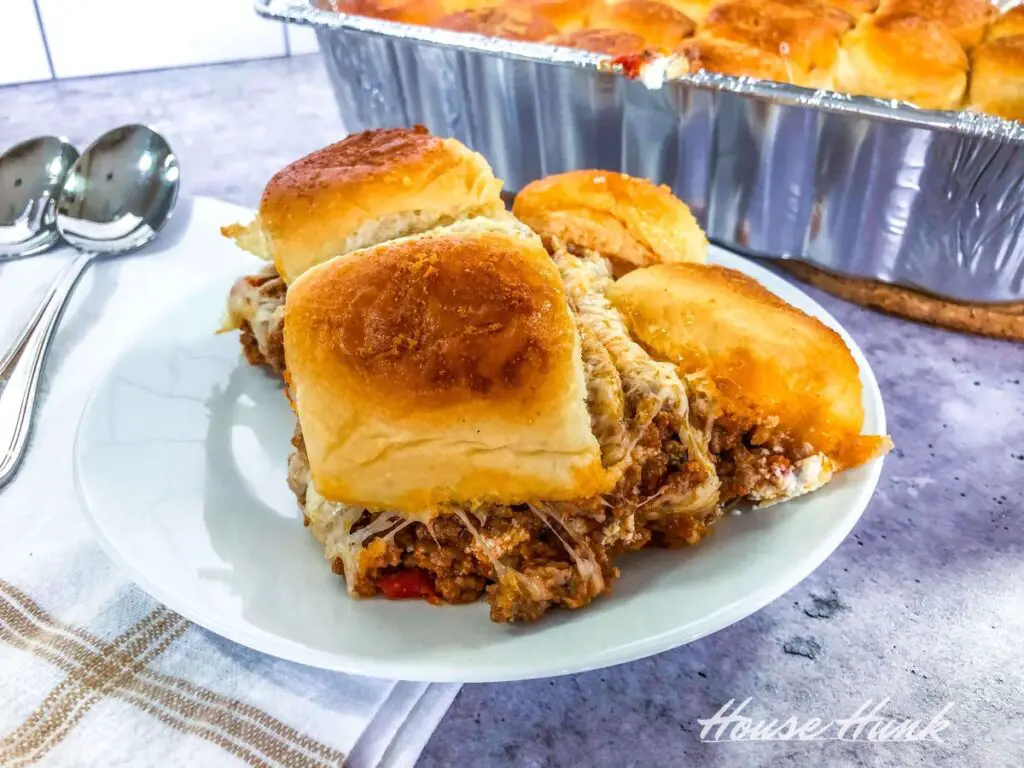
[[72, 214, 887, 683]]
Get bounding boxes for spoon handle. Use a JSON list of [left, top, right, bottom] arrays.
[[0, 281, 58, 378], [0, 252, 95, 489]]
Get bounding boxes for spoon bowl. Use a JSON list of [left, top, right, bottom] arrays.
[[0, 136, 79, 258], [58, 125, 179, 254], [0, 124, 179, 489]]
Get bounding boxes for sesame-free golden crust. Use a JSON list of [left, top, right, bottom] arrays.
[[607, 263, 892, 470], [588, 0, 696, 50], [436, 6, 559, 40], [702, 0, 852, 85], [253, 126, 505, 283], [545, 27, 650, 55], [676, 36, 795, 82], [508, 0, 595, 31], [835, 13, 968, 109], [294, 227, 563, 406], [969, 36, 1024, 120], [754, 0, 857, 34], [988, 5, 1024, 41], [875, 0, 997, 49], [821, 0, 877, 16], [326, 0, 446, 25], [284, 219, 608, 513], [655, 0, 718, 23], [512, 170, 707, 275]]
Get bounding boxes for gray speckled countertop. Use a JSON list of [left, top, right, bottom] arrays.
[[3, 56, 1022, 768]]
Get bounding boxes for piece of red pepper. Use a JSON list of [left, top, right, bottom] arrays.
[[376, 568, 441, 605]]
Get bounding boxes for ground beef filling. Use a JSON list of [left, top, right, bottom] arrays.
[[289, 417, 710, 622], [290, 427, 622, 622], [710, 419, 815, 505], [627, 412, 718, 547], [239, 323, 285, 374], [229, 270, 287, 374]]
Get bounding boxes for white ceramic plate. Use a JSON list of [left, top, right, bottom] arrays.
[[74, 198, 886, 683]]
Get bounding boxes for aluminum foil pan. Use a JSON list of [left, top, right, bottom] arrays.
[[257, 0, 1024, 303]]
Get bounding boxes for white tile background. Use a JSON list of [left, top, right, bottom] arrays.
[[0, 0, 321, 86], [0, 0, 52, 86]]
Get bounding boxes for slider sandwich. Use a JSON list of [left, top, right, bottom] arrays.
[[607, 263, 893, 505], [514, 170, 891, 507], [222, 132, 723, 622], [220, 126, 506, 374], [283, 215, 720, 622], [511, 169, 708, 276]]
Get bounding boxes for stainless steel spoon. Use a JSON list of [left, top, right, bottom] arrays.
[[0, 136, 79, 259], [0, 137, 79, 378], [0, 124, 179, 489]]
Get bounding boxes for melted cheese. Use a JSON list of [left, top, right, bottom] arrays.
[[223, 266, 286, 360], [529, 504, 605, 596], [580, 326, 628, 466], [451, 509, 549, 603], [303, 465, 607, 604], [551, 242, 720, 516], [750, 453, 836, 508], [305, 483, 410, 595]]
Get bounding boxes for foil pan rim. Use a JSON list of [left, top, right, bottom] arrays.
[[256, 0, 1024, 145]]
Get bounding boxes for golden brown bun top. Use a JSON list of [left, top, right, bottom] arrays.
[[244, 127, 504, 283], [875, 0, 997, 48], [284, 218, 607, 513], [290, 222, 564, 409], [607, 263, 892, 469], [436, 6, 559, 39], [974, 33, 1024, 72], [759, 0, 857, 32], [508, 0, 595, 31], [820, 0, 877, 16], [706, 0, 854, 37], [988, 4, 1024, 40], [545, 27, 650, 54], [839, 12, 969, 107], [703, 0, 851, 76], [439, 0, 499, 11], [327, 0, 446, 25], [513, 170, 707, 275], [656, 0, 719, 23], [676, 36, 795, 82], [969, 36, 1024, 120], [588, 0, 696, 50]]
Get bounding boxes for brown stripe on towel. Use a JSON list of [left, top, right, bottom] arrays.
[[128, 671, 347, 764], [0, 602, 186, 767], [0, 580, 345, 768], [0, 580, 108, 654]]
